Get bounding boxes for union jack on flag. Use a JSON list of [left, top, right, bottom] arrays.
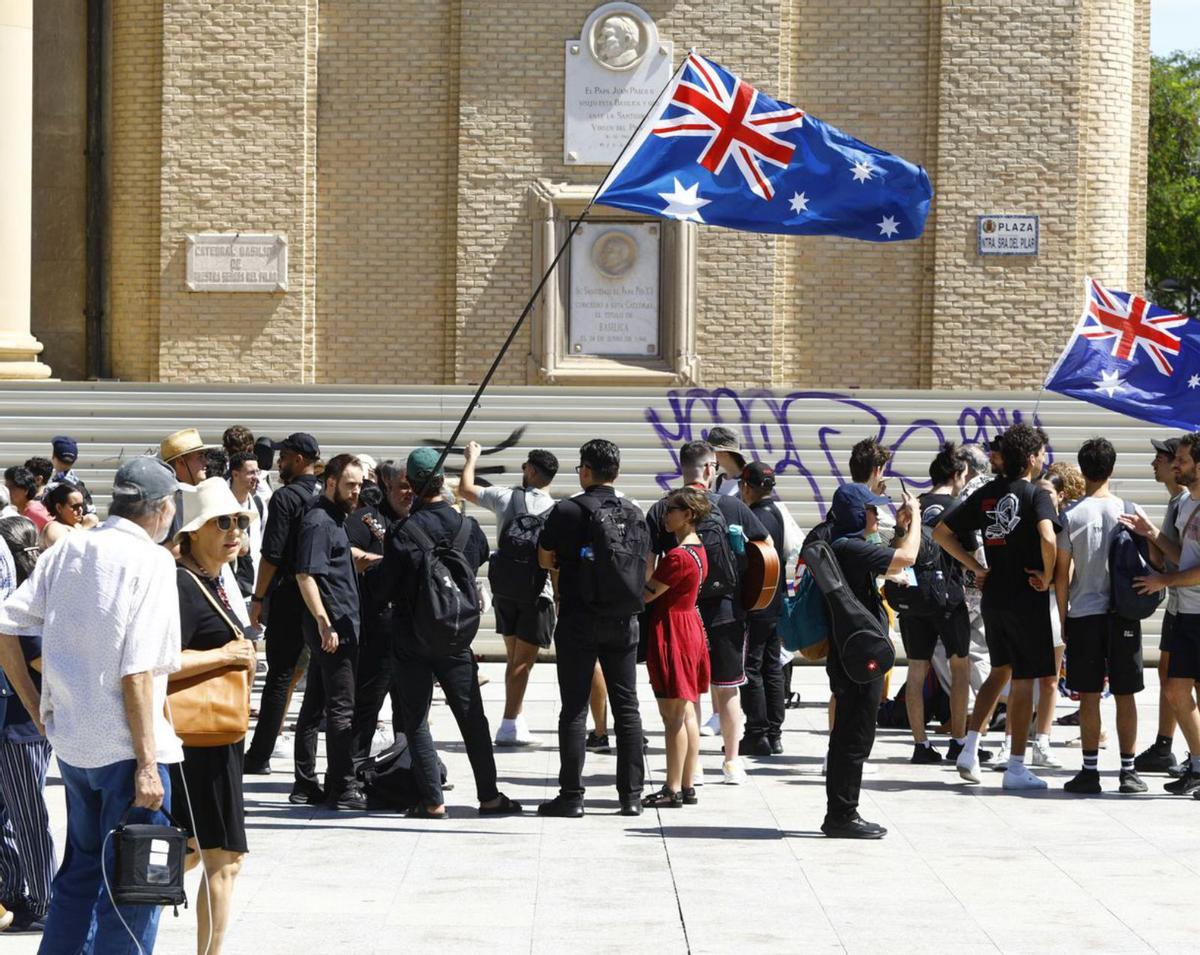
[[1045, 277, 1200, 431], [596, 52, 933, 242]]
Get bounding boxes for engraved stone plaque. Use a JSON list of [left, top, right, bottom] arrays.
[[569, 222, 660, 356], [186, 233, 288, 292], [564, 3, 673, 165]]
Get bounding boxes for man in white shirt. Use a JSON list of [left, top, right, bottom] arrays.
[[460, 441, 559, 746], [0, 457, 182, 953]]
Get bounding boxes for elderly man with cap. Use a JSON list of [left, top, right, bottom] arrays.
[[0, 457, 183, 951], [821, 483, 920, 838], [244, 433, 323, 775]]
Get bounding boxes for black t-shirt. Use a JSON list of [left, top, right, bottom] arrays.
[[645, 489, 767, 627], [831, 535, 894, 629], [176, 568, 255, 650], [918, 491, 972, 589], [379, 501, 489, 641], [944, 477, 1060, 608], [747, 498, 786, 620], [540, 486, 647, 620], [260, 473, 321, 574], [295, 496, 361, 645]]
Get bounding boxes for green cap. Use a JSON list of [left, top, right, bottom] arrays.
[[406, 446, 445, 480]]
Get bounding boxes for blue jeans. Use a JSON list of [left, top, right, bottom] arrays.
[[40, 759, 172, 955]]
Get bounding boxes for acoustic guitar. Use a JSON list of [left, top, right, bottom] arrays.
[[742, 539, 782, 612]]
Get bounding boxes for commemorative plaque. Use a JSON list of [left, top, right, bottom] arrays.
[[568, 222, 660, 356]]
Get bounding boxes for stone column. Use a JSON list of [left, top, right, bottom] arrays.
[[0, 0, 51, 379]]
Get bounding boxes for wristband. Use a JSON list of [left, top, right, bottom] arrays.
[[251, 595, 264, 604]]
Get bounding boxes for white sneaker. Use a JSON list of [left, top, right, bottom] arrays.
[[369, 725, 394, 757], [495, 718, 534, 747], [956, 753, 981, 784], [723, 759, 748, 784], [700, 713, 721, 737], [272, 733, 291, 760], [513, 715, 534, 745], [1030, 739, 1061, 768], [990, 739, 1012, 772], [1002, 764, 1048, 790]]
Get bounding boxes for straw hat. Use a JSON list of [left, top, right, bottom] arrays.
[[173, 477, 257, 542], [160, 428, 214, 463]]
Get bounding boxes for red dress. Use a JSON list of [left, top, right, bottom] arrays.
[[647, 544, 711, 702]]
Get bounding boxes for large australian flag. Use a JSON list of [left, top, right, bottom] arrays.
[[1044, 277, 1200, 431], [596, 51, 933, 242]]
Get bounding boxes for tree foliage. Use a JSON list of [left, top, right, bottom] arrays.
[[1147, 52, 1200, 315]]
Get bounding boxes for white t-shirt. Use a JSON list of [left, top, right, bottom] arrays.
[[1174, 495, 1200, 614], [477, 485, 556, 601], [0, 516, 183, 768]]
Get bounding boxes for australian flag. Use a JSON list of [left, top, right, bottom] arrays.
[[596, 51, 933, 242], [1044, 277, 1200, 431]]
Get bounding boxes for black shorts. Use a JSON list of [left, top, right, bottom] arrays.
[[1064, 614, 1144, 695], [981, 598, 1056, 680], [707, 620, 747, 688], [1160, 611, 1177, 653], [898, 603, 970, 661], [1166, 613, 1200, 682], [494, 596, 555, 649]]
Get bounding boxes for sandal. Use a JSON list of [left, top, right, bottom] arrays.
[[641, 786, 683, 809], [478, 793, 523, 816], [681, 787, 698, 806], [405, 805, 448, 820]]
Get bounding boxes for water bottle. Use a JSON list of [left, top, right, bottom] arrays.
[[728, 523, 746, 555], [580, 545, 594, 560]]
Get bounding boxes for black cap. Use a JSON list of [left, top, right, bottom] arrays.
[[742, 461, 776, 489], [1152, 437, 1182, 456], [269, 433, 320, 459], [988, 434, 1004, 453]]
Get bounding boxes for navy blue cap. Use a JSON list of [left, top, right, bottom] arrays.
[[829, 483, 890, 538], [51, 436, 78, 463]]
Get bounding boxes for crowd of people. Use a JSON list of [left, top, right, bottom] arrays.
[[0, 418, 1197, 951]]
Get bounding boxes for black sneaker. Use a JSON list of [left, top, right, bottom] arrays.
[[537, 795, 584, 818], [821, 813, 887, 839], [1063, 769, 1102, 795], [243, 757, 272, 775], [911, 743, 944, 764], [329, 785, 368, 811], [1118, 769, 1148, 794], [1168, 760, 1187, 778], [769, 737, 784, 755], [739, 736, 773, 757], [1134, 740, 1179, 774], [1164, 767, 1200, 795], [978, 746, 994, 764], [289, 778, 325, 805], [989, 704, 1007, 733], [585, 731, 611, 754], [7, 908, 46, 934], [785, 691, 802, 709]]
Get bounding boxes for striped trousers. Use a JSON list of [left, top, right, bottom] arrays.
[[0, 738, 55, 916]]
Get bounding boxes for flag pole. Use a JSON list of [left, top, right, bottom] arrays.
[[410, 55, 690, 500]]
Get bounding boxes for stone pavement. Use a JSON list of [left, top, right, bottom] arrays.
[[9, 663, 1199, 954]]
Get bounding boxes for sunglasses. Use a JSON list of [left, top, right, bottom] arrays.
[[66, 502, 86, 512], [665, 505, 689, 513], [214, 515, 251, 531]]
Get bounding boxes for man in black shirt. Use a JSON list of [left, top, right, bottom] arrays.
[[823, 483, 920, 839], [244, 433, 323, 774], [379, 448, 520, 818], [645, 440, 768, 784], [739, 462, 788, 756], [292, 454, 371, 809], [537, 439, 647, 817], [937, 424, 1060, 790]]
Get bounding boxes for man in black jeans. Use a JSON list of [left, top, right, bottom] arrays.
[[291, 453, 375, 809], [245, 433, 322, 774], [823, 483, 920, 839], [537, 439, 646, 817], [379, 447, 521, 819]]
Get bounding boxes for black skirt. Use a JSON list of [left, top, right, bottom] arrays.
[[169, 739, 248, 854]]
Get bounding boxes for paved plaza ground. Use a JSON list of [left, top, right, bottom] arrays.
[[10, 662, 1200, 954]]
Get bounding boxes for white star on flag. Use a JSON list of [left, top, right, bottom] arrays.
[[789, 191, 809, 214], [1095, 369, 1123, 397], [658, 178, 711, 223], [877, 216, 900, 238], [851, 160, 875, 183], [1190, 374, 1200, 390]]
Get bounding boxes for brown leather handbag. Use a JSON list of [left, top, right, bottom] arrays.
[[166, 570, 252, 747]]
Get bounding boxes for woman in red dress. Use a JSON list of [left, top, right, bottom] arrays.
[[643, 487, 712, 808]]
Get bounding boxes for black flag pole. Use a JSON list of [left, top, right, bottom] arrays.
[[407, 54, 690, 505]]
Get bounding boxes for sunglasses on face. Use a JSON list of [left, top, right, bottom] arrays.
[[665, 505, 688, 513], [214, 515, 251, 532], [66, 502, 86, 512]]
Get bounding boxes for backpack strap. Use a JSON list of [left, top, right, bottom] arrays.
[[452, 515, 473, 553], [574, 493, 600, 517], [511, 489, 527, 518], [399, 520, 436, 552], [682, 544, 704, 577]]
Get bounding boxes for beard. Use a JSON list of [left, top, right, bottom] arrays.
[[333, 488, 357, 515]]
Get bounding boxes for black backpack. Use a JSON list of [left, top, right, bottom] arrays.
[[357, 735, 447, 811], [1109, 502, 1164, 621], [882, 525, 962, 618], [575, 494, 650, 618], [801, 521, 895, 684], [398, 516, 482, 656], [694, 494, 739, 601], [487, 491, 549, 605]]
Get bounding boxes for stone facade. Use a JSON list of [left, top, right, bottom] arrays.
[[29, 0, 1150, 388]]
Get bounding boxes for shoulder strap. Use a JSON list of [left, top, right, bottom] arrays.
[[511, 489, 527, 517], [399, 520, 436, 552], [452, 515, 473, 552], [682, 544, 704, 575], [575, 493, 600, 517], [181, 568, 243, 640]]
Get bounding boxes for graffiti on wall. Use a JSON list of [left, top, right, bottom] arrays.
[[644, 388, 1050, 515]]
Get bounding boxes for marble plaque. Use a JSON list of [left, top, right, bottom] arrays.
[[564, 3, 673, 165], [569, 222, 660, 356], [186, 233, 288, 292]]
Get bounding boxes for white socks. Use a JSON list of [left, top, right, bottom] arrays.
[[963, 730, 981, 761]]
